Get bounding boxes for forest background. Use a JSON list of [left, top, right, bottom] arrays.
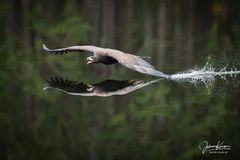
[[0, 0, 240, 159]]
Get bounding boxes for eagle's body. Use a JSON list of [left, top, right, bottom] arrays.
[[43, 44, 169, 78]]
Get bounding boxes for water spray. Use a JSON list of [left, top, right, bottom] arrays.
[[169, 61, 240, 86]]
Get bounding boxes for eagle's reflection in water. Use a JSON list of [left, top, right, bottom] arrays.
[[44, 77, 162, 97]]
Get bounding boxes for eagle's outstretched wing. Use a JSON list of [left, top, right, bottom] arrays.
[[43, 44, 99, 55], [104, 49, 170, 78], [92, 79, 161, 96], [44, 77, 95, 96]]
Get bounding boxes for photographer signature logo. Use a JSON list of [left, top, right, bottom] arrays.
[[199, 141, 231, 154]]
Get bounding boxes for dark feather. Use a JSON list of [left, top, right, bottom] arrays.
[[46, 77, 91, 93], [97, 56, 119, 65]]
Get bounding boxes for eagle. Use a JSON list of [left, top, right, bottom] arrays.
[[43, 44, 169, 78], [44, 77, 161, 97]]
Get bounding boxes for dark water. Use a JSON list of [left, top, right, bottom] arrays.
[[41, 55, 240, 159]]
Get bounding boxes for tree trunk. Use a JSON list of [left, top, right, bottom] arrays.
[[21, 0, 30, 52], [115, 0, 133, 51], [102, 0, 115, 48], [173, 1, 183, 68], [83, 0, 102, 45], [158, 0, 167, 69], [4, 0, 15, 39], [186, 0, 194, 66]]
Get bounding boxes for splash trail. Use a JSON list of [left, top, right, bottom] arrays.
[[169, 62, 240, 85]]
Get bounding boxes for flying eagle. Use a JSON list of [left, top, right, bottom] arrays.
[[44, 77, 161, 97], [43, 44, 169, 78]]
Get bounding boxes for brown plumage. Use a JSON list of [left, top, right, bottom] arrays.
[[43, 44, 169, 78]]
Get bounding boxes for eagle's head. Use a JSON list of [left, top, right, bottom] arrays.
[[86, 56, 99, 64]]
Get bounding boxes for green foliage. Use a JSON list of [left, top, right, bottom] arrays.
[[48, 16, 90, 44]]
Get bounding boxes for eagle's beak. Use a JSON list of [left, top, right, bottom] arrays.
[[86, 57, 94, 64]]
